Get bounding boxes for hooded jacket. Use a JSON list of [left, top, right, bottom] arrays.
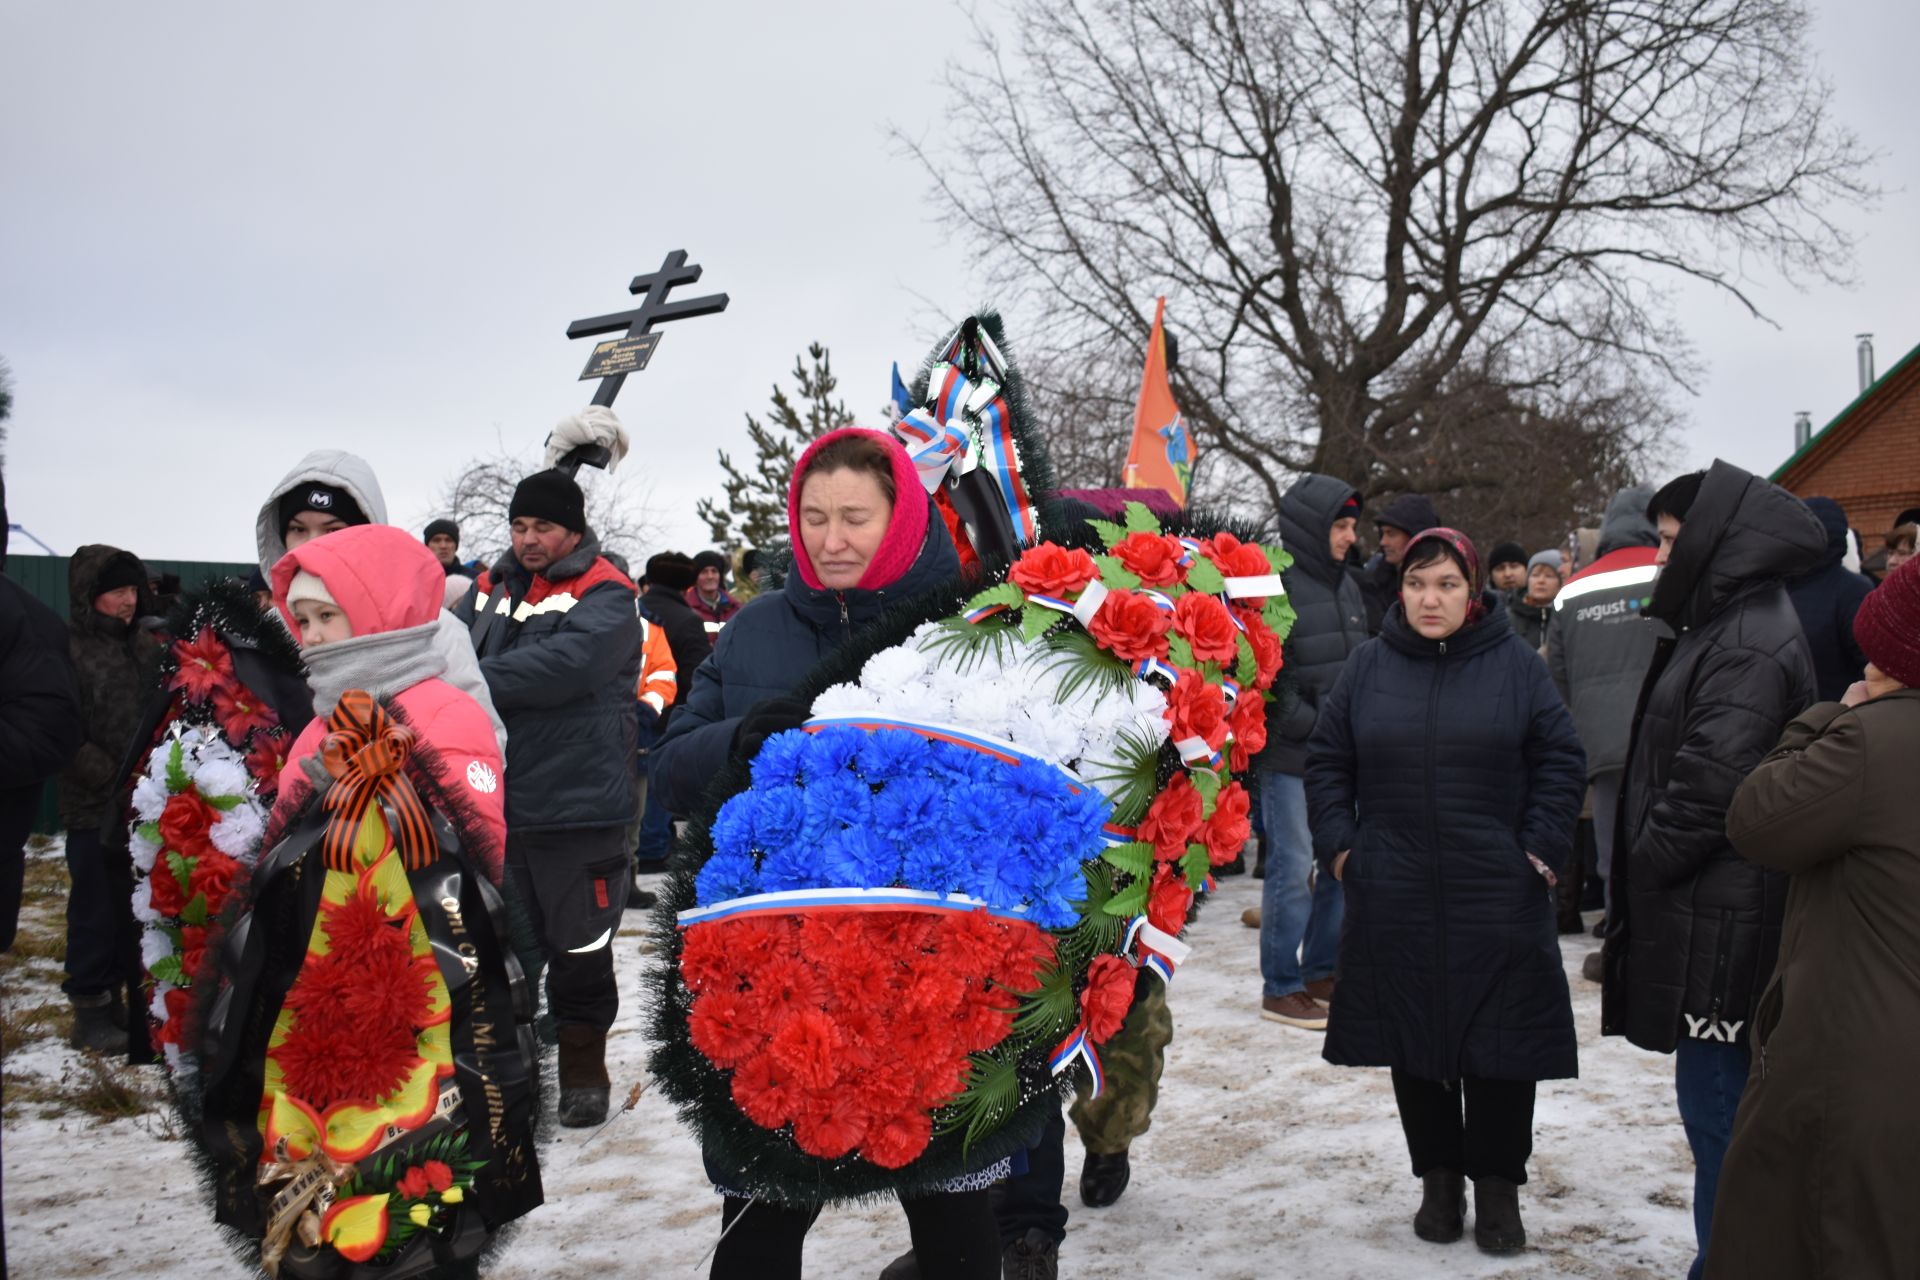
[[650, 432, 962, 818], [640, 584, 713, 717], [1305, 595, 1587, 1082], [1547, 486, 1666, 780], [1601, 460, 1824, 1055], [270, 526, 507, 873], [57, 545, 162, 829], [1503, 592, 1551, 651], [1258, 474, 1370, 775], [1784, 496, 1872, 703], [1357, 492, 1442, 632], [257, 450, 505, 755], [456, 530, 641, 833]]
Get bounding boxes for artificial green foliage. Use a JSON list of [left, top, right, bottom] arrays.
[[1184, 557, 1226, 595], [1086, 518, 1127, 548], [1039, 630, 1136, 707], [919, 615, 1019, 673], [1122, 502, 1161, 534], [1093, 554, 1142, 590], [1235, 635, 1257, 686], [1099, 841, 1155, 878], [935, 1052, 1022, 1152], [1180, 845, 1210, 891], [1019, 608, 1057, 644], [1086, 725, 1164, 825], [1102, 879, 1149, 918], [965, 583, 1026, 615], [1167, 634, 1195, 671]]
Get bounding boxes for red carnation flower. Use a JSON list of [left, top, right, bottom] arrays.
[[731, 1051, 798, 1129], [396, 1166, 431, 1200], [1080, 955, 1135, 1044], [1240, 611, 1282, 688], [1145, 865, 1194, 937], [1202, 781, 1253, 866], [1113, 532, 1185, 587], [767, 1008, 843, 1092], [158, 792, 216, 855], [1164, 669, 1229, 753], [169, 628, 236, 703], [1201, 532, 1273, 594], [155, 985, 193, 1046], [990, 922, 1057, 991], [1137, 774, 1204, 861], [1087, 590, 1173, 664], [213, 685, 279, 741], [679, 922, 743, 994], [861, 1109, 933, 1169], [1010, 543, 1099, 598], [1228, 692, 1268, 771], [1173, 592, 1240, 665], [689, 990, 766, 1068], [791, 1088, 870, 1159]]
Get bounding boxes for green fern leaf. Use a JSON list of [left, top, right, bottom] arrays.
[[164, 740, 189, 793], [1087, 517, 1127, 548], [1167, 634, 1195, 671], [1181, 844, 1211, 891], [1122, 502, 1161, 535], [1103, 879, 1149, 918], [1100, 841, 1155, 878], [1235, 635, 1257, 686], [1093, 555, 1141, 591], [1185, 557, 1226, 595], [1020, 608, 1057, 644], [965, 583, 1026, 615]]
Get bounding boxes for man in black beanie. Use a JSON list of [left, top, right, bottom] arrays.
[[634, 552, 713, 869], [1357, 492, 1442, 632], [1488, 542, 1529, 595], [423, 518, 464, 573], [454, 468, 641, 1127]]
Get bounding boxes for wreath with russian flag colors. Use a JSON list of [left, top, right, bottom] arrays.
[[649, 501, 1294, 1203]]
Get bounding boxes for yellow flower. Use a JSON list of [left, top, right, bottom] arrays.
[[409, 1203, 432, 1227], [440, 1187, 463, 1205]]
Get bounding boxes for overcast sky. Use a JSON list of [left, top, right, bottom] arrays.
[[3, 1, 1915, 564]]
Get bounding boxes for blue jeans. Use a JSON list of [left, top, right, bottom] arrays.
[[1258, 771, 1342, 998], [633, 786, 675, 864], [1675, 1038, 1750, 1280]]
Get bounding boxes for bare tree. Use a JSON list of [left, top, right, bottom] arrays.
[[696, 343, 853, 551], [906, 0, 1872, 518], [432, 449, 665, 571]]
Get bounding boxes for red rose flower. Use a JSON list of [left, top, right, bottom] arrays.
[[423, 1160, 454, 1193], [1145, 865, 1194, 937], [1173, 592, 1240, 665], [170, 628, 236, 703], [1010, 543, 1099, 598], [1164, 669, 1229, 752], [1080, 955, 1136, 1044], [1228, 692, 1268, 771], [155, 985, 193, 1046], [1240, 612, 1282, 687], [188, 848, 241, 912], [1087, 590, 1173, 663], [213, 685, 279, 741], [1137, 774, 1204, 860], [179, 925, 209, 980], [1113, 532, 1185, 587], [158, 792, 216, 854], [147, 864, 188, 918], [1201, 532, 1273, 593], [1202, 781, 1252, 866]]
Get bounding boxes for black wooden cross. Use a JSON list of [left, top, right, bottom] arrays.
[[567, 249, 730, 409]]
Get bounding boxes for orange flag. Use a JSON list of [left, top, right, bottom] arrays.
[[1123, 297, 1193, 505]]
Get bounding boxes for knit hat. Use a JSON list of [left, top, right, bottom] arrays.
[[645, 552, 698, 593], [1338, 495, 1362, 521], [1853, 557, 1920, 688], [93, 556, 147, 596], [1527, 549, 1564, 574], [1374, 492, 1441, 537], [509, 470, 586, 533], [285, 569, 337, 608], [423, 518, 460, 546], [1488, 541, 1527, 571], [278, 482, 368, 535], [693, 549, 730, 578]]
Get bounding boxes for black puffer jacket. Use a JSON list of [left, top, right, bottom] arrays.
[[57, 545, 161, 830], [639, 585, 711, 715], [1504, 592, 1551, 651], [1784, 496, 1872, 703], [1601, 460, 1824, 1054], [1306, 597, 1587, 1082], [455, 531, 641, 833], [1, 571, 84, 948], [1258, 474, 1370, 775], [1357, 493, 1442, 632], [650, 498, 960, 818]]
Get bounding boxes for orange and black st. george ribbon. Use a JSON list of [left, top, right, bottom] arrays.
[[316, 690, 436, 873]]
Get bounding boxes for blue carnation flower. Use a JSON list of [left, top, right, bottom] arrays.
[[750, 729, 809, 789], [1006, 762, 1070, 807], [709, 794, 755, 859], [901, 839, 972, 897], [872, 775, 945, 851], [971, 853, 1038, 913], [751, 785, 807, 851], [930, 741, 1000, 785], [801, 774, 873, 844], [695, 851, 761, 905], [820, 826, 902, 889], [1026, 892, 1083, 930], [856, 728, 932, 784], [944, 782, 1004, 847], [758, 843, 826, 893], [802, 725, 866, 783]]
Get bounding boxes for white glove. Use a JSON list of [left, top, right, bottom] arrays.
[[544, 404, 630, 474]]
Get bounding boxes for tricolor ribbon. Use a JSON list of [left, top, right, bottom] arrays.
[[678, 885, 1036, 929], [317, 690, 435, 874], [963, 603, 1009, 624], [1140, 589, 1176, 612], [1100, 821, 1139, 847], [1221, 678, 1241, 707], [894, 408, 970, 493], [1049, 1023, 1104, 1098], [1133, 655, 1179, 684], [1025, 579, 1111, 628], [1223, 574, 1285, 600], [1173, 734, 1223, 768], [1122, 915, 1195, 985]]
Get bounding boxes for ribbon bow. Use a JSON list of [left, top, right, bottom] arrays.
[[317, 690, 436, 874]]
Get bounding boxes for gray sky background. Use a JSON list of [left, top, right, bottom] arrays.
[[3, 1, 1915, 564]]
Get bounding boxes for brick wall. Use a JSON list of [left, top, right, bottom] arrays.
[[1780, 363, 1920, 539]]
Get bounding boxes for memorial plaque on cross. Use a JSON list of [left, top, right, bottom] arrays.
[[567, 249, 730, 409]]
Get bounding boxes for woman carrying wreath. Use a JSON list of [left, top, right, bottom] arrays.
[[650, 428, 1007, 1280], [1304, 527, 1586, 1255]]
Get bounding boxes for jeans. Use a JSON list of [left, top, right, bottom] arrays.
[[1390, 1070, 1536, 1184], [62, 828, 122, 998], [633, 786, 675, 864], [1675, 1038, 1750, 1280], [1258, 771, 1342, 998], [992, 1098, 1068, 1247], [1592, 770, 1622, 917]]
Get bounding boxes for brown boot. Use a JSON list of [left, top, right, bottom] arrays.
[[556, 1024, 611, 1127], [1303, 977, 1336, 1007], [1260, 992, 1328, 1030]]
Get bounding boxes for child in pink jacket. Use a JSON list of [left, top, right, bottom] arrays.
[[269, 523, 506, 879]]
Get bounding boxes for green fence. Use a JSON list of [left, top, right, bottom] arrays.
[[10, 553, 259, 835]]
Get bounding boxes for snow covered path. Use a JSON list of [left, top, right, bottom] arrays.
[[3, 860, 1697, 1278]]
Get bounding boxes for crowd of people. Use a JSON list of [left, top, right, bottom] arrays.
[[3, 431, 1918, 1279]]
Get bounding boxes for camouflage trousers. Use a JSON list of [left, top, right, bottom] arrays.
[[1070, 975, 1174, 1155]]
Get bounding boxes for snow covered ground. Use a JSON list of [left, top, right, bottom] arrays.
[[4, 847, 1698, 1278]]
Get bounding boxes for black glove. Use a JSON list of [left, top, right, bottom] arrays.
[[731, 696, 812, 761]]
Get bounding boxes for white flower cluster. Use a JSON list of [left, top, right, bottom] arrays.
[[809, 622, 1168, 802]]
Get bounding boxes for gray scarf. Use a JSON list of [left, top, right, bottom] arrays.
[[302, 619, 448, 717]]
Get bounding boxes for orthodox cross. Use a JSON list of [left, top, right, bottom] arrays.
[[567, 248, 730, 409]]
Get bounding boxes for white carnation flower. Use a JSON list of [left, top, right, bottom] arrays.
[[163, 1043, 186, 1073], [150, 982, 173, 1021], [141, 926, 174, 970], [209, 802, 266, 862], [131, 881, 162, 924], [192, 756, 251, 801], [129, 827, 162, 874], [130, 773, 169, 823], [861, 644, 930, 693]]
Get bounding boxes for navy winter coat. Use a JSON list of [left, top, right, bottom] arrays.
[[1258, 474, 1370, 775], [1784, 495, 1872, 703], [1306, 597, 1587, 1083], [650, 498, 961, 818]]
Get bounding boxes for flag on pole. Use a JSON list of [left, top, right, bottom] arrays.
[[889, 362, 914, 421], [1123, 298, 1193, 505]]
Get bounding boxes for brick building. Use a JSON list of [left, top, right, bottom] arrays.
[[1773, 338, 1920, 560]]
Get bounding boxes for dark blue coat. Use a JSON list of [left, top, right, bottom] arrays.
[[650, 499, 961, 818], [1306, 597, 1587, 1083], [1785, 496, 1872, 703]]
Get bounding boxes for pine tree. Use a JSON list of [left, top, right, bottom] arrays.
[[697, 343, 851, 550]]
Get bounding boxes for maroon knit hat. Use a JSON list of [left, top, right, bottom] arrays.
[[1853, 555, 1920, 688]]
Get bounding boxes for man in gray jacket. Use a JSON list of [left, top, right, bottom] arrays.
[[1257, 475, 1371, 1030], [1546, 486, 1664, 978]]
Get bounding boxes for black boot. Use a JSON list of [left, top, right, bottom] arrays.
[[1079, 1149, 1130, 1208], [878, 1250, 922, 1280], [1001, 1228, 1059, 1280], [68, 992, 128, 1054], [1472, 1176, 1526, 1254], [1413, 1169, 1465, 1244], [556, 1024, 610, 1128]]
